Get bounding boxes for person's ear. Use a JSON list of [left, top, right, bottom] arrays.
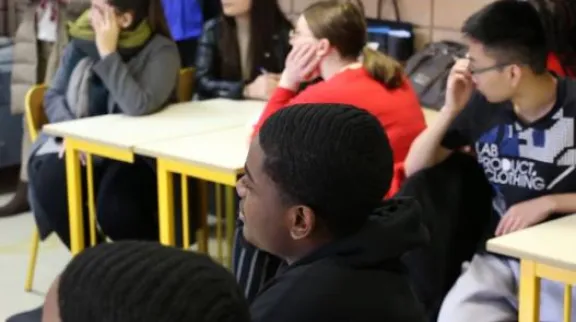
[[289, 206, 315, 240], [316, 38, 331, 58], [508, 64, 523, 88], [117, 11, 133, 29]]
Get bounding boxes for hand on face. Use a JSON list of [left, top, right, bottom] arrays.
[[91, 4, 120, 58], [279, 42, 321, 91], [444, 58, 475, 113]]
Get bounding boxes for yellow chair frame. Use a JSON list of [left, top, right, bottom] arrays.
[[23, 84, 47, 292]]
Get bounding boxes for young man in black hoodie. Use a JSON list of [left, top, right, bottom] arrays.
[[237, 103, 428, 322]]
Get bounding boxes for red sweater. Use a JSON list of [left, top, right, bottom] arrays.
[[254, 68, 426, 196], [547, 52, 574, 77]]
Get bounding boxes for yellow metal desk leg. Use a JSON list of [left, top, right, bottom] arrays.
[[157, 160, 175, 246], [519, 260, 540, 322], [85, 154, 98, 246], [65, 144, 85, 255], [216, 184, 223, 263], [196, 181, 208, 253], [181, 175, 190, 249], [225, 185, 235, 268], [563, 285, 572, 322]]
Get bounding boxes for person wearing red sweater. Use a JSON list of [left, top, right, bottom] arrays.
[[252, 8, 425, 177], [235, 0, 426, 307]]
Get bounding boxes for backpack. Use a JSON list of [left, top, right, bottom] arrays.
[[405, 41, 468, 110]]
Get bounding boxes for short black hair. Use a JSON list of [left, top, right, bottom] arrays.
[[58, 241, 250, 322], [462, 0, 548, 74], [259, 104, 393, 237], [529, 0, 576, 74]]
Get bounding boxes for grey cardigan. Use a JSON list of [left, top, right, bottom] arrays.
[[29, 34, 180, 239], [31, 34, 180, 154]]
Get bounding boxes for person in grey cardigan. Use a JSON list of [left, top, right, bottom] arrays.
[[25, 0, 179, 250]]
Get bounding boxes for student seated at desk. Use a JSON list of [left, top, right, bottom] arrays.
[[253, 0, 426, 195], [404, 1, 576, 321], [234, 1, 426, 300], [240, 104, 427, 322], [194, 0, 292, 100], [11, 241, 250, 322], [27, 0, 179, 249]]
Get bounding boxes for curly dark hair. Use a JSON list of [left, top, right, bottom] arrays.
[[58, 241, 250, 322], [258, 104, 394, 237]]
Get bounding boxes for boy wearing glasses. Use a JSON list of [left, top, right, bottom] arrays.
[[404, 1, 576, 321]]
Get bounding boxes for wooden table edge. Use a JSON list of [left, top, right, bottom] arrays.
[[486, 241, 576, 272], [43, 128, 132, 151]]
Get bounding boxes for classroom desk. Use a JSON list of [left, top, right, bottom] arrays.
[[42, 99, 265, 255], [487, 215, 576, 322], [135, 127, 250, 264]]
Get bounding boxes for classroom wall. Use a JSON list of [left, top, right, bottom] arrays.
[[279, 0, 496, 50]]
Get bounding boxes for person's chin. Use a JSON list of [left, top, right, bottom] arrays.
[[242, 225, 256, 246], [222, 7, 238, 16]]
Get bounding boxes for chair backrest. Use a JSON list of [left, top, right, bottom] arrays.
[[177, 67, 195, 102], [25, 84, 48, 142]]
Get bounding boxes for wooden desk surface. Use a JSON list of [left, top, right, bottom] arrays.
[[42, 99, 265, 150], [134, 127, 250, 174], [487, 214, 576, 271]]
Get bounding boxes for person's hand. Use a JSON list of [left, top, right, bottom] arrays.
[[444, 58, 474, 113], [244, 74, 280, 100], [495, 197, 555, 236], [279, 42, 321, 91], [91, 5, 120, 58]]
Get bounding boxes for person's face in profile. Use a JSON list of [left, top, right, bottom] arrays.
[[236, 137, 317, 260], [221, 0, 252, 17], [236, 137, 290, 257], [466, 39, 521, 103]]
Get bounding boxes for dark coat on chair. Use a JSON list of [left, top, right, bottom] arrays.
[[399, 152, 493, 321]]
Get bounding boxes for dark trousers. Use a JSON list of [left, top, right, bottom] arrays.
[[177, 38, 198, 68], [28, 153, 159, 248], [233, 219, 282, 302]]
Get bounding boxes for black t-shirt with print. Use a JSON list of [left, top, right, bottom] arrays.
[[442, 77, 576, 249]]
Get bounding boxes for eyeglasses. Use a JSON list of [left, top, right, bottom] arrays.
[[469, 62, 512, 75]]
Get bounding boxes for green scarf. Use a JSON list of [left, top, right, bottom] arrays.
[[68, 10, 152, 48]]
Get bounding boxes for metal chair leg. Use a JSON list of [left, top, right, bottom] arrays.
[[24, 229, 40, 292]]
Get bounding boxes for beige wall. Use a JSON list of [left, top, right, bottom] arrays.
[[280, 0, 496, 50]]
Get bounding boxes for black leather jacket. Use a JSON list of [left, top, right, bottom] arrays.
[[194, 18, 291, 100]]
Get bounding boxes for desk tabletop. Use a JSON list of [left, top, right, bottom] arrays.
[[42, 99, 266, 150], [135, 127, 250, 174], [486, 214, 576, 271]]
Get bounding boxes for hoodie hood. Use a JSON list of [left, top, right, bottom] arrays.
[[294, 197, 429, 269]]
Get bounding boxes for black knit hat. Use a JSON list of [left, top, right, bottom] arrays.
[[259, 103, 393, 237], [58, 241, 250, 322]]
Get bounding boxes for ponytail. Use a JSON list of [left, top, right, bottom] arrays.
[[147, 0, 172, 40], [361, 47, 404, 89]]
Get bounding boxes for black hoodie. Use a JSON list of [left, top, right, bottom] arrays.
[[250, 198, 429, 322]]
